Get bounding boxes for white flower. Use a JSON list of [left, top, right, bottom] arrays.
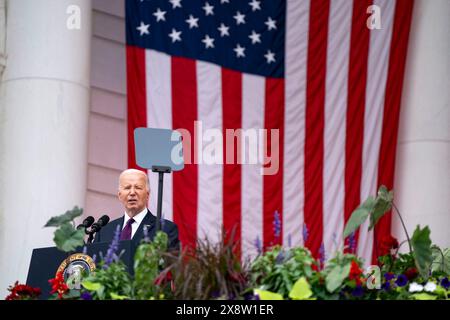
[[409, 282, 424, 293], [424, 282, 437, 292]]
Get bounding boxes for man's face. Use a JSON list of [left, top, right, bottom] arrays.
[[118, 172, 149, 216]]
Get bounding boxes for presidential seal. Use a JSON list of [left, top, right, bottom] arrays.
[[56, 253, 96, 289]]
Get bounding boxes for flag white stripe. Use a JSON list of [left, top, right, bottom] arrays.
[[283, 0, 310, 248], [323, 0, 353, 256], [145, 49, 174, 221], [241, 74, 265, 261], [358, 0, 396, 265], [196, 61, 224, 243]]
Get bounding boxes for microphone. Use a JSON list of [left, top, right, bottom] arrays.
[[76, 216, 95, 230], [89, 215, 110, 233]]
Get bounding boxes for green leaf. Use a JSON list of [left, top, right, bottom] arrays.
[[254, 289, 284, 300], [343, 197, 375, 238], [53, 222, 85, 252], [110, 292, 130, 300], [411, 225, 433, 279], [289, 277, 313, 300], [81, 281, 102, 291], [369, 186, 393, 230], [431, 247, 450, 274], [411, 293, 437, 300], [326, 262, 351, 293], [45, 206, 83, 227]]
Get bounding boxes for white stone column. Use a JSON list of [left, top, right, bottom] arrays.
[[393, 0, 450, 248], [0, 0, 91, 295]]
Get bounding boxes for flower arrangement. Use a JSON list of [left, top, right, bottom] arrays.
[[5, 282, 41, 300], [5, 186, 450, 300]]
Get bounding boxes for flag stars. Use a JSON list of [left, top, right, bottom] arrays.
[[248, 30, 261, 44], [169, 28, 182, 42], [203, 2, 214, 16], [249, 0, 261, 11], [264, 50, 275, 63], [186, 15, 199, 29], [220, 0, 230, 3], [218, 23, 230, 37], [202, 35, 215, 48], [265, 17, 277, 30], [169, 0, 182, 9], [136, 21, 150, 36], [233, 11, 246, 25], [234, 44, 245, 58], [153, 8, 167, 22]]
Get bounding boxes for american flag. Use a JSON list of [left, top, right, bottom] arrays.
[[125, 0, 414, 264]]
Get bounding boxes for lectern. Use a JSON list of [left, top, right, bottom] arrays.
[[26, 241, 136, 299]]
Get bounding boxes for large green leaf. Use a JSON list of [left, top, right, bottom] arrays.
[[325, 262, 351, 293], [254, 289, 283, 300], [411, 293, 437, 300], [369, 186, 393, 230], [343, 197, 375, 239], [53, 222, 85, 252], [45, 206, 83, 227], [411, 225, 433, 279], [289, 277, 313, 300], [431, 246, 450, 274]]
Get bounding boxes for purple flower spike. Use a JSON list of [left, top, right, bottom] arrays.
[[273, 210, 281, 239], [254, 236, 262, 255], [302, 223, 309, 243], [319, 242, 326, 266], [348, 232, 356, 253], [103, 224, 121, 268]]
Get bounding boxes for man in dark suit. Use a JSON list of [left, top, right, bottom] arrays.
[[94, 169, 180, 250]]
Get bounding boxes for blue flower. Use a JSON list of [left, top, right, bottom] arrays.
[[80, 292, 93, 300], [395, 274, 408, 287], [351, 285, 364, 297], [382, 281, 391, 291], [384, 272, 395, 281], [441, 277, 450, 289]]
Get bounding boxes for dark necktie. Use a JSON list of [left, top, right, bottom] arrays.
[[120, 218, 135, 240]]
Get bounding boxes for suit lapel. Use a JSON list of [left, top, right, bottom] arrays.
[[132, 209, 156, 246]]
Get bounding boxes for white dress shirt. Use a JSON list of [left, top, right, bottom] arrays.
[[122, 208, 147, 239]]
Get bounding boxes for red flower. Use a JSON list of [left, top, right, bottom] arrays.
[[349, 260, 363, 285], [154, 270, 173, 286], [5, 281, 41, 300], [404, 267, 418, 280], [378, 235, 399, 257], [48, 272, 69, 299]]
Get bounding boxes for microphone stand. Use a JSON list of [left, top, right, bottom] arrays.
[[151, 165, 172, 232], [86, 229, 95, 244]]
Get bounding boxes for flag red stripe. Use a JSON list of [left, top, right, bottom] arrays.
[[221, 68, 243, 257], [126, 46, 147, 170], [344, 0, 372, 251], [304, 0, 330, 257], [374, 0, 414, 263], [171, 56, 199, 250], [263, 78, 285, 249]]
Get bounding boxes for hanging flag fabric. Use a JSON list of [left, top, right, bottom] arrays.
[[125, 0, 414, 264]]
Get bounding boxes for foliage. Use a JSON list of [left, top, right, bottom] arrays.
[[133, 231, 170, 299], [250, 246, 317, 298], [81, 261, 133, 300], [44, 206, 85, 252]]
